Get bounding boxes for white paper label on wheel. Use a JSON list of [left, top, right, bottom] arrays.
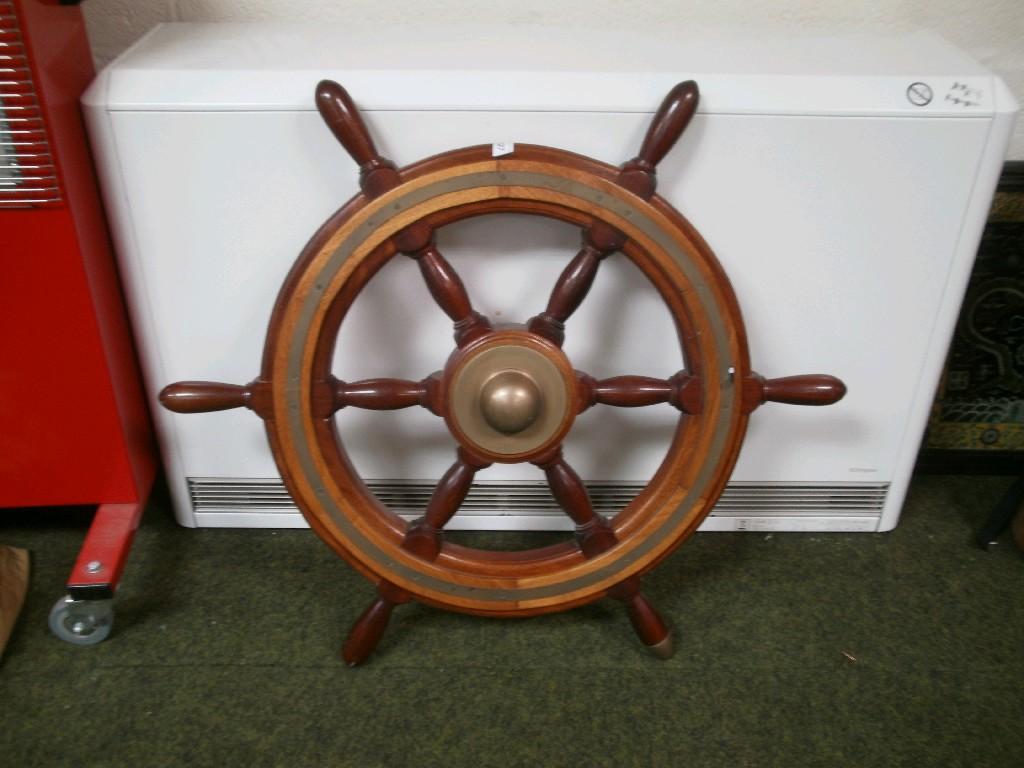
[[492, 142, 515, 157]]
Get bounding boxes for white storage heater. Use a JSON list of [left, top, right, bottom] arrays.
[[84, 24, 1017, 532]]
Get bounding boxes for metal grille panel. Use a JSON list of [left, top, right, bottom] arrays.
[[187, 477, 889, 518], [0, 1, 61, 207]]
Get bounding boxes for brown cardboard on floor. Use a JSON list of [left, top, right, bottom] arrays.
[[0, 545, 29, 657]]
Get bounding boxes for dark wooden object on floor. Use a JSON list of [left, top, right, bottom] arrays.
[[159, 79, 846, 665], [976, 475, 1024, 551]]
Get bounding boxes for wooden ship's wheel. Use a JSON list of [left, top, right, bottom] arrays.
[[160, 80, 846, 665]]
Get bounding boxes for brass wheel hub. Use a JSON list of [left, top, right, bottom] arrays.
[[444, 328, 577, 462], [479, 370, 543, 435]]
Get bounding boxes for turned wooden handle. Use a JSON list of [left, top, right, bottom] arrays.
[[762, 374, 846, 405], [635, 80, 699, 169], [615, 81, 700, 200], [159, 380, 272, 418], [159, 381, 250, 413], [341, 596, 395, 667], [744, 374, 846, 412], [315, 80, 382, 168]]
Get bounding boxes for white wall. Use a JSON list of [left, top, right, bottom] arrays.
[[83, 0, 1023, 158]]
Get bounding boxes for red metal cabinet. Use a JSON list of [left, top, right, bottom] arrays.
[[1, 0, 156, 642]]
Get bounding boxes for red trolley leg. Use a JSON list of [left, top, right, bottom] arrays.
[[49, 502, 145, 645]]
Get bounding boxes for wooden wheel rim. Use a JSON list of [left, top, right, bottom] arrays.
[[261, 145, 750, 615]]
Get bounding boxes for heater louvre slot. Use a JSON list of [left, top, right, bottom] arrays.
[[187, 478, 889, 519], [0, 4, 61, 208]]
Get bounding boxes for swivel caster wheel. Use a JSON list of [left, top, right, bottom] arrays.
[[160, 78, 846, 664], [48, 595, 114, 646]]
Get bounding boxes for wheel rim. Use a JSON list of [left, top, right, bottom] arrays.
[[261, 146, 750, 614]]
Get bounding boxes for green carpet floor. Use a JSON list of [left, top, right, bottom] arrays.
[[1, 474, 1022, 767]]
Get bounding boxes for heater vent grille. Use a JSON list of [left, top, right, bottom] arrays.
[[0, 1, 61, 208], [187, 477, 890, 518]]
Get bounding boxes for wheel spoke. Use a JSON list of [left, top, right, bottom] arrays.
[[402, 448, 491, 560], [529, 82, 700, 348], [533, 448, 617, 558], [326, 373, 442, 415], [577, 371, 701, 414], [316, 81, 491, 347], [411, 244, 491, 346], [390, 218, 491, 347], [528, 243, 609, 346]]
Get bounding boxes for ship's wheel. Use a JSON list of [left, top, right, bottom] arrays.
[[160, 80, 845, 665]]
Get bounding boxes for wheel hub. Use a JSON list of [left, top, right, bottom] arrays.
[[479, 370, 542, 434], [443, 328, 577, 462]]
